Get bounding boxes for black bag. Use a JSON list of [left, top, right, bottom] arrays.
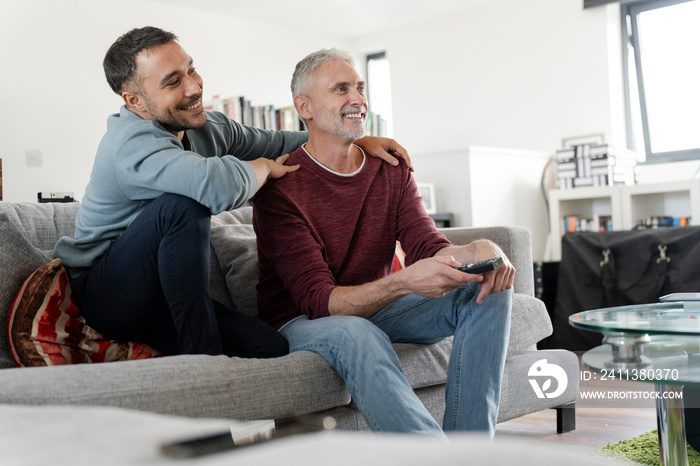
[[548, 227, 700, 351]]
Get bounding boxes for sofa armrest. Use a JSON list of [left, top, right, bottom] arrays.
[[508, 294, 552, 353], [439, 225, 534, 296]]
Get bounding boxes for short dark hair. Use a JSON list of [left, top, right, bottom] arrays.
[[103, 26, 178, 95]]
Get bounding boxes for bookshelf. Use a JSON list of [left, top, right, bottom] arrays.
[[548, 180, 700, 261], [621, 181, 700, 230], [205, 95, 301, 132]]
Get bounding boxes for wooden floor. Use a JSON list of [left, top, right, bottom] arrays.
[[495, 358, 659, 453]]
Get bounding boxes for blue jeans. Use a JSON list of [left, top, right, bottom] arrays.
[[280, 283, 512, 436]]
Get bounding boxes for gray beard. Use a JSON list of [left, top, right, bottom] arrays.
[[316, 107, 366, 140]]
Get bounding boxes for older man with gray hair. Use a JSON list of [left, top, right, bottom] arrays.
[[253, 48, 514, 437]]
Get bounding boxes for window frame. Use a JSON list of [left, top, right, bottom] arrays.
[[365, 51, 387, 114], [622, 0, 700, 164], [365, 51, 394, 137]]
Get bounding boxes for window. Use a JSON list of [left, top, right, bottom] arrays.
[[365, 52, 393, 137], [623, 0, 700, 164]]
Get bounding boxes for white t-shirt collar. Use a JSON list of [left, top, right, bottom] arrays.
[[301, 143, 366, 177]]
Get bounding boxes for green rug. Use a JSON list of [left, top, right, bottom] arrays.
[[596, 430, 700, 465]]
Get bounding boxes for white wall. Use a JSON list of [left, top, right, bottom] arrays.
[[348, 0, 614, 155], [0, 0, 343, 202]]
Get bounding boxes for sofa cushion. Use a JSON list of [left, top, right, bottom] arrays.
[[0, 202, 81, 251], [7, 258, 161, 367], [0, 215, 53, 369], [210, 208, 258, 317]]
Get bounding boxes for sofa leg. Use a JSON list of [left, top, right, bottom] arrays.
[[555, 402, 576, 433]]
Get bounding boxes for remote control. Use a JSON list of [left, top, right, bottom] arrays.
[[457, 257, 503, 274]]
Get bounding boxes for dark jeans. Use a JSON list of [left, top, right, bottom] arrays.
[[70, 194, 288, 358]]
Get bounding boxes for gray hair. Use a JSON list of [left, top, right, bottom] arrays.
[[291, 48, 357, 97], [291, 48, 357, 128]]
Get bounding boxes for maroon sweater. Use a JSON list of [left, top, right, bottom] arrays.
[[253, 146, 451, 330]]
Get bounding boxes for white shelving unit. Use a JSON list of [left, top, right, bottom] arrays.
[[621, 181, 700, 230], [547, 180, 700, 261]]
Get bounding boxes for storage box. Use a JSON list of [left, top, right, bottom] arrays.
[[555, 144, 636, 189]]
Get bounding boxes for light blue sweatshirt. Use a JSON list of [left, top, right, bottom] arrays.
[[55, 106, 307, 275]]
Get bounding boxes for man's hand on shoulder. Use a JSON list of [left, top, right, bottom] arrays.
[[354, 136, 414, 171], [249, 154, 300, 192]]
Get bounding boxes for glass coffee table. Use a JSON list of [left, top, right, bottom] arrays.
[[570, 301, 700, 466]]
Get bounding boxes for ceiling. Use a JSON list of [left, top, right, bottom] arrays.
[[147, 0, 515, 39]]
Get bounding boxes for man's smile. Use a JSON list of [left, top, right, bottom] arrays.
[[181, 99, 202, 111], [342, 106, 366, 121]]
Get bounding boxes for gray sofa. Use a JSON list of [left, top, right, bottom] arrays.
[[0, 201, 579, 432]]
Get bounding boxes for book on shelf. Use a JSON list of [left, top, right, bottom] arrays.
[[241, 98, 253, 126], [203, 95, 225, 113], [252, 105, 263, 129], [634, 216, 691, 229], [223, 98, 242, 123], [560, 214, 613, 234], [207, 96, 304, 132], [276, 106, 301, 132]]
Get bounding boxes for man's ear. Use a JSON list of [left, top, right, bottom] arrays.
[[122, 91, 147, 114], [294, 95, 313, 122]]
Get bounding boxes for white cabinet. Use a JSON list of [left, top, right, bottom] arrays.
[[547, 180, 700, 261], [412, 146, 551, 261]]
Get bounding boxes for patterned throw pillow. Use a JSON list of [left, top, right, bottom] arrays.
[[392, 241, 406, 272], [6, 258, 161, 367]]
